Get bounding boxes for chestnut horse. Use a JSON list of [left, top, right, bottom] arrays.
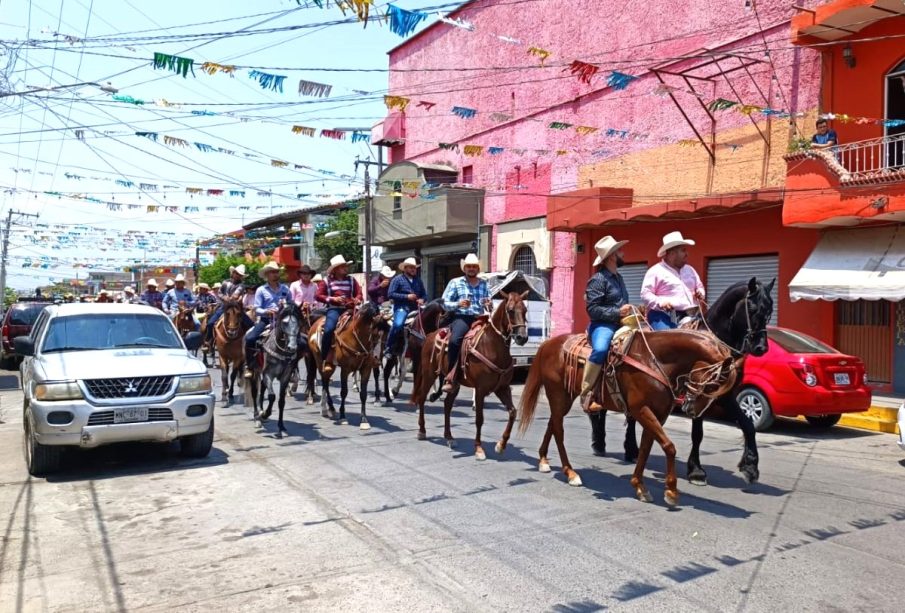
[[214, 299, 250, 406], [308, 302, 381, 429], [290, 305, 321, 405], [518, 329, 739, 506], [196, 303, 219, 367], [411, 292, 529, 460], [173, 304, 195, 339]]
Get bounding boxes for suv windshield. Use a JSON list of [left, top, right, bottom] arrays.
[[41, 313, 183, 353], [769, 328, 838, 354], [9, 303, 50, 326]]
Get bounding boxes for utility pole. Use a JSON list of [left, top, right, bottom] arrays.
[[0, 209, 39, 306], [354, 157, 382, 278]]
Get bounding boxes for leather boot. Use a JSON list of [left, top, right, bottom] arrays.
[[323, 349, 335, 377], [442, 364, 458, 393], [589, 412, 606, 456], [580, 361, 603, 413], [243, 348, 256, 378]]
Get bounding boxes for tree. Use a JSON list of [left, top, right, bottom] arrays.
[[3, 287, 17, 308], [313, 205, 361, 272], [198, 255, 269, 286]]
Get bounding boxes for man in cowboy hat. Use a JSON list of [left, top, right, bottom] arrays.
[[385, 257, 427, 356], [163, 273, 196, 316], [122, 286, 139, 304], [367, 265, 396, 306], [140, 279, 165, 310], [440, 253, 492, 393], [582, 236, 632, 416], [316, 255, 363, 375], [290, 264, 318, 307], [641, 231, 705, 330], [165, 278, 175, 291], [95, 289, 112, 303], [204, 265, 253, 346], [244, 261, 292, 378], [194, 283, 218, 310]]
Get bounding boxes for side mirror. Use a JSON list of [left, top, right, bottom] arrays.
[[14, 336, 35, 357], [184, 331, 203, 352]]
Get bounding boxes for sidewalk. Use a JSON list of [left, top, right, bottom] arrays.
[[838, 393, 901, 434]]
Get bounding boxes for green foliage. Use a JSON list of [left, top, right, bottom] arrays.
[[788, 136, 812, 153], [3, 287, 17, 308], [314, 205, 361, 272], [198, 255, 269, 286]]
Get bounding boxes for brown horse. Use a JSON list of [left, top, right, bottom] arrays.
[[518, 329, 739, 506], [290, 304, 321, 405], [173, 303, 195, 339], [214, 299, 250, 406], [411, 292, 529, 460], [308, 302, 381, 429], [196, 304, 219, 367]]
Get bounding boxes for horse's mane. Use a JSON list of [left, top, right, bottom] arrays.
[[707, 281, 750, 319]]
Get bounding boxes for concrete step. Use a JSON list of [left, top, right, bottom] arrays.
[[838, 410, 899, 434]]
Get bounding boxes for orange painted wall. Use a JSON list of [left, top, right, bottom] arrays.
[[818, 18, 905, 143], [571, 207, 834, 344]]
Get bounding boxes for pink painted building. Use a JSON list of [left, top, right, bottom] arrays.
[[374, 0, 824, 335]]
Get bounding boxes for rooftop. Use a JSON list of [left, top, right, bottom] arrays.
[[242, 200, 361, 231]]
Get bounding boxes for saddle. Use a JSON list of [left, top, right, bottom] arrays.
[[433, 316, 508, 384], [564, 327, 639, 414]]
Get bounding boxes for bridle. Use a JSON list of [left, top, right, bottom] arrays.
[[221, 302, 243, 340], [487, 297, 527, 343], [695, 287, 766, 358]]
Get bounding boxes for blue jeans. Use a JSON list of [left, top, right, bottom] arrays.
[[588, 321, 619, 365], [447, 315, 476, 371], [647, 309, 677, 331], [320, 307, 344, 358], [385, 306, 409, 353], [245, 317, 269, 348]]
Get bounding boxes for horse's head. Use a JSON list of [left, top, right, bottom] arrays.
[[496, 291, 529, 346], [277, 302, 301, 352], [221, 299, 244, 340], [740, 277, 774, 357]]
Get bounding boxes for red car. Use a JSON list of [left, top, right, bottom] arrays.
[[737, 326, 871, 431], [1, 300, 53, 369]]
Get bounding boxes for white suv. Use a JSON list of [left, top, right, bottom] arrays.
[[16, 303, 214, 476]]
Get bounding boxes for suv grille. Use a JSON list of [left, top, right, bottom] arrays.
[[86, 408, 174, 426], [83, 376, 174, 399]]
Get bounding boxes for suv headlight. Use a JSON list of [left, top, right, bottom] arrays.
[[176, 374, 212, 395], [34, 381, 83, 401]]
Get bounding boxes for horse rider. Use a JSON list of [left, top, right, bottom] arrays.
[[165, 278, 175, 293], [244, 261, 292, 378], [140, 279, 165, 310], [195, 283, 219, 311], [122, 286, 140, 304], [290, 264, 318, 308], [582, 236, 632, 413], [440, 253, 491, 393], [316, 255, 363, 376], [385, 257, 426, 356], [204, 264, 253, 347], [367, 266, 395, 306], [163, 274, 195, 316], [641, 231, 705, 331], [95, 289, 113, 303]]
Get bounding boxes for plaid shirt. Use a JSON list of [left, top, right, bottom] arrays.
[[140, 290, 165, 310], [442, 276, 490, 316], [195, 292, 219, 309]]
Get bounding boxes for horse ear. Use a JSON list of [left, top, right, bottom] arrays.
[[747, 277, 758, 292], [519, 290, 529, 300], [766, 278, 776, 294]]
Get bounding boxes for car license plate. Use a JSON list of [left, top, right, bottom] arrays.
[[114, 407, 148, 423], [834, 373, 850, 386]]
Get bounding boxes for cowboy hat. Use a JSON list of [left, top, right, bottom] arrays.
[[398, 257, 420, 271], [146, 278, 159, 287], [460, 253, 481, 272], [260, 261, 281, 273], [327, 255, 353, 273], [297, 264, 315, 275], [312, 273, 323, 283], [380, 265, 396, 279], [592, 236, 629, 266], [123, 286, 135, 293], [198, 282, 210, 290], [228, 264, 247, 277], [174, 273, 186, 282], [658, 231, 696, 258], [165, 279, 175, 287], [212, 282, 222, 289], [99, 289, 109, 295]]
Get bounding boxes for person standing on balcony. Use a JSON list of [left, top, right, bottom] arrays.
[[811, 118, 838, 150], [641, 231, 705, 330]]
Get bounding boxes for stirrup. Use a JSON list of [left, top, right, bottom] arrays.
[[581, 395, 603, 414]]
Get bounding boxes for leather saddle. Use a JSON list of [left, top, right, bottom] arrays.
[[563, 325, 640, 413], [434, 315, 490, 370]]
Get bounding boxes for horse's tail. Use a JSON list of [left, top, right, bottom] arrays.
[[409, 339, 432, 407], [517, 352, 545, 437]]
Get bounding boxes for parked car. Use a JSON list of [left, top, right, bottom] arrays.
[[1, 300, 53, 369], [15, 303, 214, 476], [897, 401, 904, 452], [737, 326, 871, 431]]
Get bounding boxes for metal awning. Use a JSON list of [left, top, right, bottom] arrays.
[[789, 226, 905, 301], [793, 1, 905, 42]]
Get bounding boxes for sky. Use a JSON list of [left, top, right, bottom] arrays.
[[0, 0, 449, 289]]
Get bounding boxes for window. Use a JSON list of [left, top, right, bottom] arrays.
[[392, 180, 402, 220], [461, 165, 474, 185], [512, 246, 538, 276], [42, 314, 183, 353], [768, 328, 837, 354]]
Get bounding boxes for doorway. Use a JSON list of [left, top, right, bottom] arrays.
[[885, 57, 905, 168], [835, 300, 892, 384]]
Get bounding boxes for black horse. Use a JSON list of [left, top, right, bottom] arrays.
[[248, 302, 302, 438], [591, 277, 774, 485]]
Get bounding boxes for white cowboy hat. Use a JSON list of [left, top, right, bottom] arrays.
[[312, 273, 323, 282], [165, 279, 175, 287], [197, 282, 210, 290], [460, 253, 482, 272], [379, 265, 396, 279], [228, 264, 247, 277], [123, 286, 135, 293], [592, 236, 629, 266], [174, 274, 186, 282], [658, 231, 696, 258], [99, 289, 109, 295], [398, 257, 420, 271], [212, 282, 222, 289], [260, 261, 281, 273], [327, 255, 353, 273], [146, 278, 158, 287]]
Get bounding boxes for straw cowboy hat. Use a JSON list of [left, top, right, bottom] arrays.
[[228, 264, 247, 277], [658, 231, 696, 258], [174, 273, 186, 282], [212, 282, 222, 290], [379, 265, 396, 279], [312, 273, 323, 283], [99, 289, 109, 295], [398, 257, 420, 271], [123, 286, 135, 294], [146, 278, 159, 287], [460, 253, 482, 272], [260, 261, 281, 273], [197, 282, 210, 290], [326, 255, 353, 274], [592, 236, 629, 266]]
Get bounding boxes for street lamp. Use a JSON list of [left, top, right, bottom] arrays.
[[0, 81, 118, 98], [323, 230, 355, 239]]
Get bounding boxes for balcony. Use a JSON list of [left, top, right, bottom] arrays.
[[363, 186, 484, 247], [788, 133, 905, 185]]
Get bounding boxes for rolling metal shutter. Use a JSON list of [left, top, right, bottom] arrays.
[[619, 263, 648, 303], [706, 255, 779, 325]]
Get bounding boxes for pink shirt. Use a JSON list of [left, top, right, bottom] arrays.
[[290, 279, 318, 306], [640, 261, 704, 312]]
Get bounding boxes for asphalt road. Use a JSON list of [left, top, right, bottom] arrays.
[[1, 366, 903, 612]]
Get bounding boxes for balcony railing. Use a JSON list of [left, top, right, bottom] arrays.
[[804, 133, 905, 184]]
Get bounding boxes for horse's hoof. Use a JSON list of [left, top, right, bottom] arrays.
[[446, 438, 456, 449], [538, 460, 551, 473], [739, 460, 760, 484], [637, 489, 653, 503], [624, 450, 639, 463], [307, 399, 315, 406], [494, 441, 504, 455], [276, 430, 283, 440], [567, 472, 583, 487], [328, 410, 336, 420], [340, 418, 349, 425], [475, 447, 486, 461], [254, 419, 262, 429], [665, 490, 680, 507], [417, 431, 427, 441], [592, 444, 607, 457], [688, 469, 708, 486], [321, 410, 330, 419], [360, 421, 371, 431]]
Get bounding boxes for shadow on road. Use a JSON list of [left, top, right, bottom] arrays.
[[767, 417, 880, 440], [0, 374, 20, 391]]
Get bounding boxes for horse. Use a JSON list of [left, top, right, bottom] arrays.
[[411, 292, 529, 461], [308, 302, 381, 429], [518, 328, 739, 506], [289, 304, 321, 405], [173, 303, 196, 340], [246, 303, 302, 437], [214, 299, 250, 407], [351, 304, 392, 405], [196, 303, 219, 367], [600, 277, 774, 485], [387, 299, 446, 402]]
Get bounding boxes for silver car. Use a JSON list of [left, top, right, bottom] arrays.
[[16, 303, 215, 476], [898, 401, 905, 452]]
